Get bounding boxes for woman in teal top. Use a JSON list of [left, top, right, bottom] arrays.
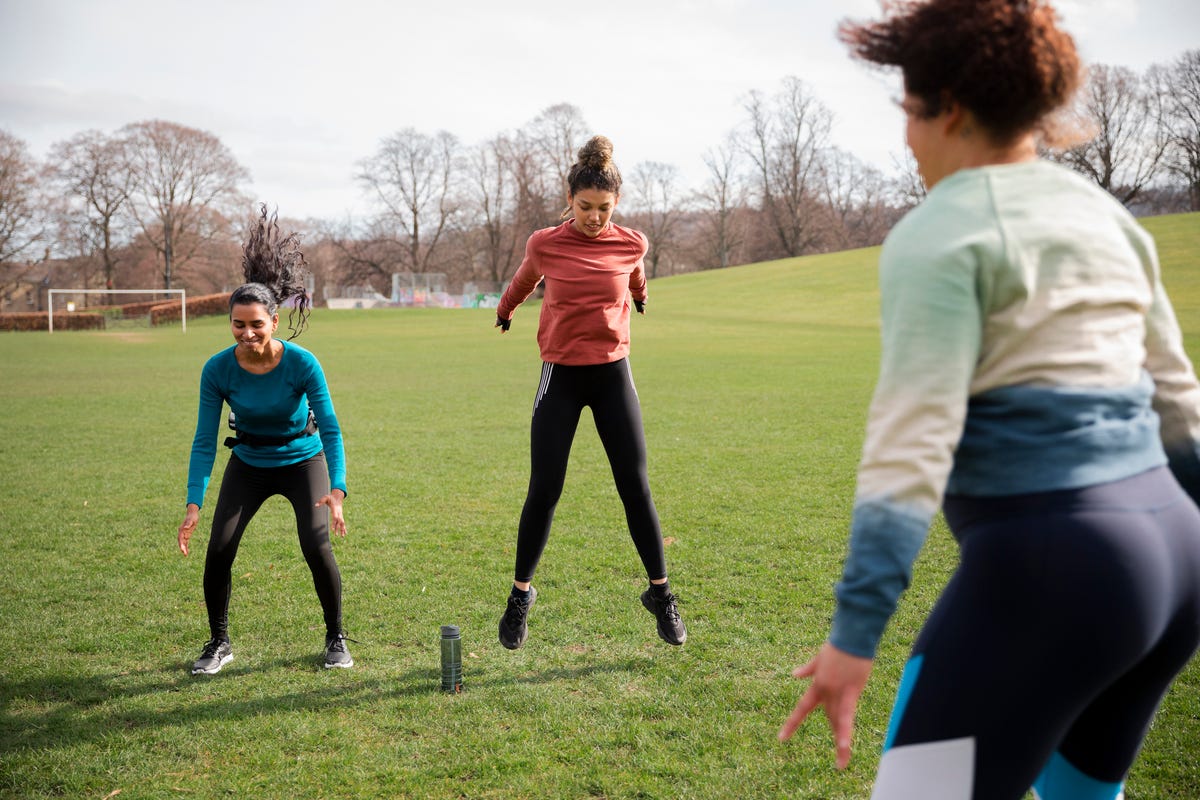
[[178, 206, 352, 674], [778, 2, 1200, 798]]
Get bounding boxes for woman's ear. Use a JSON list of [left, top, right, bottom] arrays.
[[942, 101, 970, 137]]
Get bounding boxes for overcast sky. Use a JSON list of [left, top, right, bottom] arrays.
[[1, 0, 1196, 222]]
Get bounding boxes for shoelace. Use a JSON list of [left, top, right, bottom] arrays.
[[200, 638, 227, 658], [502, 597, 530, 625], [325, 634, 361, 653], [658, 595, 681, 622]]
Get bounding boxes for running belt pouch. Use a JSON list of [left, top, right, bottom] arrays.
[[224, 410, 318, 448]]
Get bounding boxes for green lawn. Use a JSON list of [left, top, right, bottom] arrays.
[[1, 212, 1197, 799]]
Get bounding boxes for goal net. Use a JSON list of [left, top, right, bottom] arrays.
[[48, 289, 187, 333]]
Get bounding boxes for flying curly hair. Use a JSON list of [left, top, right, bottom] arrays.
[[839, 0, 1081, 145], [229, 204, 311, 340]]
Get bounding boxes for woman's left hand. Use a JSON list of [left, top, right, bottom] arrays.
[[316, 489, 347, 537]]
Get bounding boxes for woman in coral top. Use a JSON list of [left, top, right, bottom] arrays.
[[494, 135, 685, 650]]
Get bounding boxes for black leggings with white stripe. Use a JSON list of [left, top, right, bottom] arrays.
[[513, 358, 667, 583]]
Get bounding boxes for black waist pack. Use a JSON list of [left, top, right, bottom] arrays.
[[224, 409, 318, 449]]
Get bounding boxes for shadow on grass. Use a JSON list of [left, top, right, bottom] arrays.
[[0, 652, 655, 756]]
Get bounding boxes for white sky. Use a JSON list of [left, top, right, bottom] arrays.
[[1, 0, 1196, 222]]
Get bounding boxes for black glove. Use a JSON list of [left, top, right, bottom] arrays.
[[495, 315, 511, 332], [633, 299, 645, 314]]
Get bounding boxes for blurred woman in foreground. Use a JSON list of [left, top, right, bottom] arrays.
[[779, 2, 1200, 798]]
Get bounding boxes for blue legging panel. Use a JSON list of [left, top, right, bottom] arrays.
[[876, 466, 1200, 800]]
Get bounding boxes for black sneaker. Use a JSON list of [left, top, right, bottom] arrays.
[[323, 633, 354, 669], [498, 586, 537, 650], [191, 637, 234, 675], [641, 589, 687, 645]]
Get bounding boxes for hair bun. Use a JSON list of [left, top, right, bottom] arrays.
[[577, 135, 614, 171]]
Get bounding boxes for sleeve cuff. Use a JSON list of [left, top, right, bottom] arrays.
[[830, 500, 931, 658]]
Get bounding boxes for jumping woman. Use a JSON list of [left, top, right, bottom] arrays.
[[778, 2, 1200, 798], [494, 135, 686, 650], [179, 205, 353, 674]]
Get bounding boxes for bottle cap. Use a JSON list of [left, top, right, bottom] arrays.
[[440, 625, 460, 638]]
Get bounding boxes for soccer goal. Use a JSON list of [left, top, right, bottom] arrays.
[[48, 289, 187, 334]]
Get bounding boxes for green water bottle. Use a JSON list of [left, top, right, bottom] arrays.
[[440, 625, 463, 693]]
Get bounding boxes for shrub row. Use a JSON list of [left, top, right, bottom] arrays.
[[0, 312, 105, 332], [0, 292, 231, 332], [151, 293, 231, 325]]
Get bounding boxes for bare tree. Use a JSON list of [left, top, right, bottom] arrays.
[[887, 149, 927, 211], [464, 135, 521, 284], [817, 147, 893, 250], [625, 161, 684, 278], [322, 215, 407, 295], [357, 128, 462, 275], [46, 130, 132, 290], [529, 103, 589, 201], [1054, 64, 1169, 205], [691, 136, 748, 270], [0, 129, 44, 306], [739, 76, 833, 258], [1149, 50, 1200, 210], [501, 128, 558, 240], [121, 120, 249, 289]]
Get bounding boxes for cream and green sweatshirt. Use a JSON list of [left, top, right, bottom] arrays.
[[831, 160, 1200, 658]]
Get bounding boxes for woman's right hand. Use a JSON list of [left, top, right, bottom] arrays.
[[778, 640, 874, 769], [178, 504, 200, 556]]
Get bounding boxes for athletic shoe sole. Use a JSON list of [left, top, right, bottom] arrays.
[[191, 653, 234, 675]]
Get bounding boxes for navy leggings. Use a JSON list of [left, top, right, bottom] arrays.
[[873, 466, 1200, 799], [513, 358, 667, 583], [203, 452, 343, 640]]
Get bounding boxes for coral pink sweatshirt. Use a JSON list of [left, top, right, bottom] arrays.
[[497, 219, 649, 366]]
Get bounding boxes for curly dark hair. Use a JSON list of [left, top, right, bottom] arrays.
[[566, 135, 622, 197], [839, 0, 1081, 144], [230, 204, 311, 339]]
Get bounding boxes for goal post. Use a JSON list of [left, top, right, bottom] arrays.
[[48, 289, 187, 334]]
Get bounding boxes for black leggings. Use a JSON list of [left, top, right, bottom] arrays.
[[203, 452, 343, 640], [874, 466, 1200, 799], [513, 359, 667, 583]]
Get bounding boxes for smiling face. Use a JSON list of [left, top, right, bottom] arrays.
[[568, 188, 618, 238], [230, 302, 279, 357]]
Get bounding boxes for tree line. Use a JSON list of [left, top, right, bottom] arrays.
[[2, 51, 1197, 312]]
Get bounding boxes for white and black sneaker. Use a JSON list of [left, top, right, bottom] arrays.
[[191, 638, 234, 675], [323, 633, 354, 669]]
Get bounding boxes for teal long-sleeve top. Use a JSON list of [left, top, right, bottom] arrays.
[[185, 340, 347, 507]]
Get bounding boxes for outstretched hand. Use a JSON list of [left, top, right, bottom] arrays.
[[315, 489, 347, 537], [178, 504, 200, 556], [778, 641, 874, 770]]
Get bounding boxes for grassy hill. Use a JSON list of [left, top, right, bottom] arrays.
[[0, 212, 1196, 799]]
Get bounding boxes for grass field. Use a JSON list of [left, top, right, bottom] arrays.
[[1, 212, 1197, 799]]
